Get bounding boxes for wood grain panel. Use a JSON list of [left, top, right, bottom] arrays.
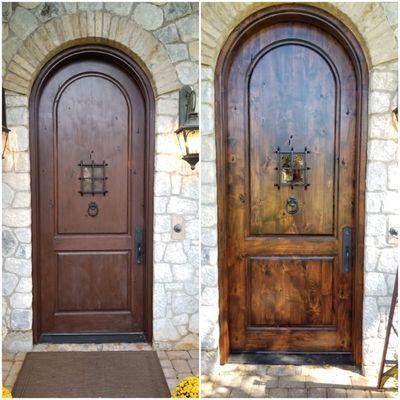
[[57, 74, 129, 234], [244, 329, 345, 352], [57, 252, 130, 312], [248, 257, 334, 326], [53, 235, 131, 251]]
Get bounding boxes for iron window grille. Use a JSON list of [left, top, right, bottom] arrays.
[[78, 160, 108, 196], [274, 147, 310, 190]]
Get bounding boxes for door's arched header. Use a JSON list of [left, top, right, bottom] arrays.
[[30, 44, 155, 116], [3, 12, 180, 96], [204, 2, 397, 71], [216, 4, 368, 91]]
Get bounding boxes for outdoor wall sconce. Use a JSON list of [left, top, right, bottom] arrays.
[[175, 85, 199, 170], [2, 89, 10, 159]]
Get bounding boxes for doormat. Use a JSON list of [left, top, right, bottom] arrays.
[[12, 351, 170, 398]]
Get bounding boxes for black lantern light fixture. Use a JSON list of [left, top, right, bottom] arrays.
[[175, 85, 199, 170], [2, 89, 10, 159]]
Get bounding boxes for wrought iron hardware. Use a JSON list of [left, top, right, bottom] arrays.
[[135, 227, 144, 264], [87, 201, 99, 217], [78, 160, 108, 196], [389, 227, 398, 237], [274, 147, 310, 190], [285, 195, 299, 215], [174, 224, 182, 233], [342, 226, 352, 273]]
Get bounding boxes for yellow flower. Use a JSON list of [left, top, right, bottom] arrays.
[[2, 387, 12, 398], [172, 376, 199, 398]]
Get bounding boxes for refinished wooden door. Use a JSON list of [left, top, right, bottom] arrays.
[[218, 8, 367, 358], [34, 48, 149, 338]]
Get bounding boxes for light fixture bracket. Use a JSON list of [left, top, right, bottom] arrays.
[[176, 85, 199, 133], [175, 86, 199, 169], [2, 88, 10, 159]]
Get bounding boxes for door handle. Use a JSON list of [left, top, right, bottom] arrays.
[[135, 227, 144, 264], [342, 226, 352, 272]]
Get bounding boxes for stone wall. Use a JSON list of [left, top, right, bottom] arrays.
[[201, 2, 398, 374], [363, 59, 398, 374], [2, 2, 199, 351]]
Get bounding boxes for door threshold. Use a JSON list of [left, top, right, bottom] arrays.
[[39, 333, 147, 344], [229, 352, 354, 365]]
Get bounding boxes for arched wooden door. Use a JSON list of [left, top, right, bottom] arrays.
[[30, 45, 155, 343], [216, 6, 368, 363]]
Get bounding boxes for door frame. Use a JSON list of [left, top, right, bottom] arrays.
[[215, 4, 369, 365], [29, 44, 155, 344]]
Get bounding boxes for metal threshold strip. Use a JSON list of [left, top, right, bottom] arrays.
[[39, 333, 147, 344], [229, 352, 354, 365]]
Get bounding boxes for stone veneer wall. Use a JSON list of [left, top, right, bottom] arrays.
[[2, 2, 199, 351], [201, 2, 398, 374]]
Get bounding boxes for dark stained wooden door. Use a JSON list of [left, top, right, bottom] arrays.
[[36, 53, 146, 336], [224, 20, 359, 354]]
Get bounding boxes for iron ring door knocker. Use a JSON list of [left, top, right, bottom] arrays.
[[286, 195, 299, 215], [88, 201, 99, 217]]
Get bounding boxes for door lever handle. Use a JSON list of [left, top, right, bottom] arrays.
[[135, 227, 144, 264], [342, 227, 352, 273]]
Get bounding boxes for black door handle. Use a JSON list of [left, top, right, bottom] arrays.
[[135, 228, 144, 264], [342, 227, 352, 272]]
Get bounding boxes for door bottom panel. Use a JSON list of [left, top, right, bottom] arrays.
[[39, 333, 147, 344], [229, 351, 353, 365]]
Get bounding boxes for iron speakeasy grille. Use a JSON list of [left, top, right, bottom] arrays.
[[274, 147, 310, 190], [78, 160, 108, 196]]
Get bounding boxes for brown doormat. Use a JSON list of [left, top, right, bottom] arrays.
[[12, 351, 171, 398]]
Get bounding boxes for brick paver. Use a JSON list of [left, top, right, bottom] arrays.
[[202, 364, 398, 398], [158, 349, 199, 393], [2, 353, 25, 391]]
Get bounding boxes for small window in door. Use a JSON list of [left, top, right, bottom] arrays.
[[78, 160, 108, 196], [275, 148, 310, 189]]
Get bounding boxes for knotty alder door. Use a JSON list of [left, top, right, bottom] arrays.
[[220, 11, 366, 359], [34, 49, 148, 339]]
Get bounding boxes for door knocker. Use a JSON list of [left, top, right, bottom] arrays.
[[285, 195, 299, 215], [88, 201, 99, 217]]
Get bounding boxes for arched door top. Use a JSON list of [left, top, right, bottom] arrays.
[[30, 44, 155, 112], [216, 4, 368, 86]]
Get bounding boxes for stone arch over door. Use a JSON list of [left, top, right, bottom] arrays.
[[201, 2, 397, 69], [3, 3, 200, 351], [201, 2, 398, 372], [3, 11, 179, 95]]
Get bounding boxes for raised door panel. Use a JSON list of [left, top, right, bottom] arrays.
[[57, 74, 129, 234], [248, 257, 334, 327], [249, 44, 336, 235], [57, 252, 130, 312]]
